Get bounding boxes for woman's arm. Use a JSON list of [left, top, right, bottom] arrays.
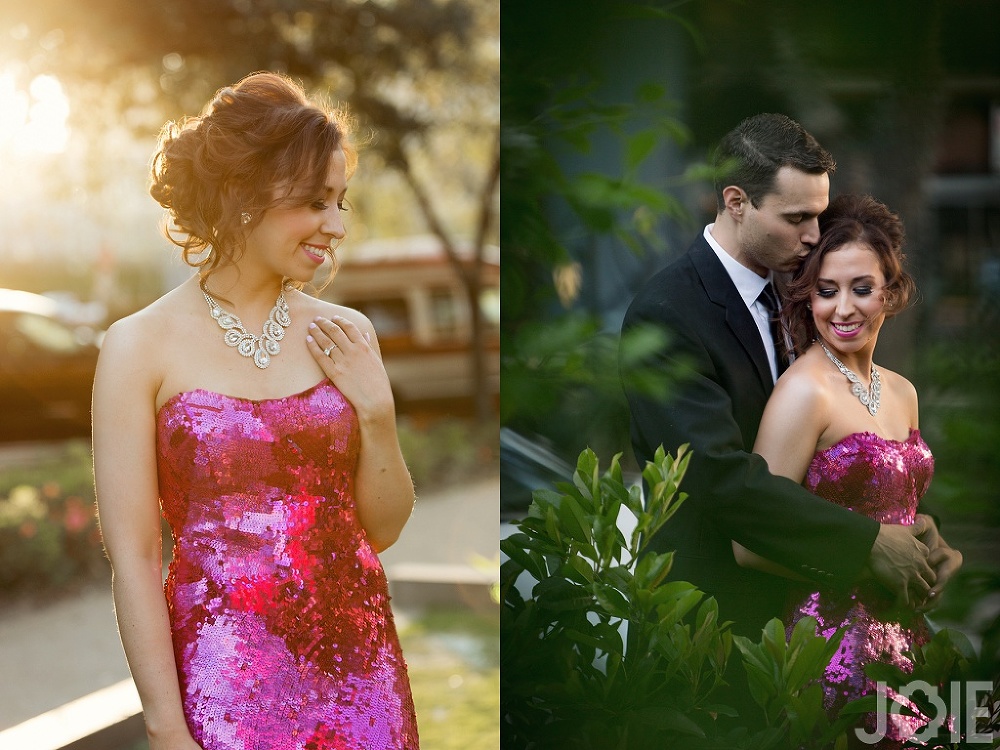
[[307, 313, 415, 552], [731, 370, 830, 578], [93, 319, 200, 749]]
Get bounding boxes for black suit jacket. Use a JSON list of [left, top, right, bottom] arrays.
[[621, 234, 880, 637]]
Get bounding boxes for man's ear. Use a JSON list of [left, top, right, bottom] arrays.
[[722, 185, 747, 219]]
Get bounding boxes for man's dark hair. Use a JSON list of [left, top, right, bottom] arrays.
[[713, 113, 836, 210]]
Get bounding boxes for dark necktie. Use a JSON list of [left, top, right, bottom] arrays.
[[757, 283, 789, 376]]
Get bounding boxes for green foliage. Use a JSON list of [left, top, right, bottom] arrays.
[[917, 321, 1000, 717], [500, 444, 725, 749], [500, 446, 855, 749], [733, 618, 854, 748], [500, 317, 680, 461], [396, 417, 499, 491], [500, 6, 714, 458]]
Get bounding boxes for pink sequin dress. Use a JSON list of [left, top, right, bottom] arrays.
[[787, 429, 934, 746], [156, 380, 419, 750]]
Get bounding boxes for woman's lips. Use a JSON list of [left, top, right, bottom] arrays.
[[302, 243, 327, 263], [831, 321, 862, 338]]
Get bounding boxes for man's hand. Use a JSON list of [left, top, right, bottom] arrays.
[[914, 513, 963, 612], [867, 519, 936, 607]]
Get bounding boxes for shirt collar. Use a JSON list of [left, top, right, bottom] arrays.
[[704, 224, 772, 308]]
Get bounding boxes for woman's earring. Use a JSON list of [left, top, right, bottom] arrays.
[[241, 212, 252, 225]]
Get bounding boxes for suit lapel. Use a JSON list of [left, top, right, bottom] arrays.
[[689, 238, 774, 390]]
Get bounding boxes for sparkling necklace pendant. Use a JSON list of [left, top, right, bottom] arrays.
[[818, 340, 880, 416], [203, 287, 291, 369]]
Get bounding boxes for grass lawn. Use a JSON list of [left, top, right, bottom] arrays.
[[398, 606, 500, 750]]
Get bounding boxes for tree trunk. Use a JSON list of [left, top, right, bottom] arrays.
[[391, 133, 500, 423]]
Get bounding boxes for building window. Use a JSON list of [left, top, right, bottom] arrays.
[[429, 288, 461, 339], [354, 298, 410, 339]]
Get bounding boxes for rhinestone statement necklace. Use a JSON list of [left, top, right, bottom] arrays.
[[818, 340, 880, 416], [202, 289, 291, 369]]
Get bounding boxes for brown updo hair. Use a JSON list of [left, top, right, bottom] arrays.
[[149, 72, 356, 278], [784, 194, 916, 355]]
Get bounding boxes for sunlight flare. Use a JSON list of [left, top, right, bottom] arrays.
[[0, 69, 70, 155]]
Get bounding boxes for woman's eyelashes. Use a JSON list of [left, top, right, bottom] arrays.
[[815, 285, 875, 298], [310, 199, 349, 211]]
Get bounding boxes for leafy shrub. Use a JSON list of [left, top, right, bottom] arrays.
[[0, 441, 104, 595], [500, 446, 864, 749], [397, 417, 498, 490]]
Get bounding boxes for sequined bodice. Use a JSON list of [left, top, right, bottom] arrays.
[[804, 429, 934, 525], [156, 380, 418, 750], [790, 429, 934, 747]]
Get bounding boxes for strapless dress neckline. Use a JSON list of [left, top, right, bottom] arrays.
[[819, 428, 920, 454], [157, 378, 331, 416]]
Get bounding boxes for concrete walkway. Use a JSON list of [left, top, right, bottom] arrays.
[[0, 474, 499, 732]]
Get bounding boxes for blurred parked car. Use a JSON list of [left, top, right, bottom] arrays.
[[500, 428, 575, 523], [324, 235, 500, 413], [0, 289, 102, 443]]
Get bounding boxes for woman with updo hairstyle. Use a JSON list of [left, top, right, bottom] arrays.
[[782, 193, 917, 356], [732, 194, 959, 743], [94, 72, 419, 750]]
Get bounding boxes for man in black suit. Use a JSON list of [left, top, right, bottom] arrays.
[[621, 113, 958, 637]]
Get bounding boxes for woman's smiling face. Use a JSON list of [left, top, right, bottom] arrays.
[[243, 148, 349, 283], [811, 242, 888, 356]]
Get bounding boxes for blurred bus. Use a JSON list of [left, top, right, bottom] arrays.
[[323, 235, 500, 414]]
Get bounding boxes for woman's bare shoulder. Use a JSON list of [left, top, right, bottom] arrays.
[[772, 348, 834, 405], [105, 285, 189, 343], [98, 283, 198, 391], [293, 292, 376, 337], [875, 363, 915, 393]]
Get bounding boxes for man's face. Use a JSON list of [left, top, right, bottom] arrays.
[[739, 166, 830, 277]]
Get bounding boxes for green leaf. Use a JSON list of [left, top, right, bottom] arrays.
[[761, 618, 788, 664], [533, 576, 594, 612], [560, 555, 595, 584], [607, 452, 624, 486], [634, 706, 707, 737], [556, 494, 592, 544], [657, 586, 704, 625], [572, 448, 600, 501], [601, 565, 633, 591], [592, 584, 630, 619], [543, 504, 562, 547], [838, 694, 880, 716], [634, 550, 674, 590], [564, 627, 607, 651], [499, 538, 547, 581], [635, 82, 665, 103], [592, 622, 625, 656], [625, 129, 659, 172], [786, 626, 841, 690]]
